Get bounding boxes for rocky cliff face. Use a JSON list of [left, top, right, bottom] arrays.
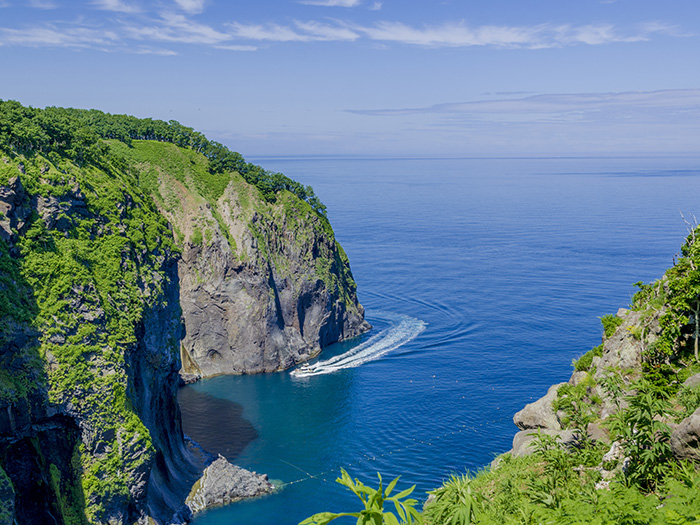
[[0, 137, 369, 523], [0, 164, 203, 523], [133, 144, 370, 378], [506, 302, 700, 470]]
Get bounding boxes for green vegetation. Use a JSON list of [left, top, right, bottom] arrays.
[[418, 226, 700, 523], [599, 314, 623, 338], [300, 469, 423, 525], [0, 466, 14, 524], [0, 99, 362, 521], [0, 99, 326, 215], [573, 344, 602, 372]]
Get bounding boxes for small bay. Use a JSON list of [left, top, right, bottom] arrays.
[[182, 156, 700, 524]]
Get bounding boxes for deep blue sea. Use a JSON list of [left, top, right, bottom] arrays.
[[181, 156, 700, 524]]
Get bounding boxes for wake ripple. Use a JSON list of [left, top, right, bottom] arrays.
[[290, 313, 426, 378]]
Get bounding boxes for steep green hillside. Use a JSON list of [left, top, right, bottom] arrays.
[[0, 100, 366, 523]]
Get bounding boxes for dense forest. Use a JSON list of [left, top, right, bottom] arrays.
[[0, 99, 326, 215]]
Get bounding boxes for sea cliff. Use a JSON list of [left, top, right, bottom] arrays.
[[424, 230, 700, 523], [0, 102, 369, 524]]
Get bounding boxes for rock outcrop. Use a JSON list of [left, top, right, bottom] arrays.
[[513, 383, 565, 432], [185, 455, 273, 514], [671, 407, 700, 462], [142, 157, 370, 377], [505, 308, 646, 458], [511, 428, 577, 457]]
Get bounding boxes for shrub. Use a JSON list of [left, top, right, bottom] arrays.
[[299, 469, 422, 525]]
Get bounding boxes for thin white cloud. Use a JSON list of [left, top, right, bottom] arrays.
[[228, 20, 358, 42], [342, 89, 700, 155], [294, 20, 359, 41], [133, 47, 178, 55], [369, 2, 382, 10], [0, 25, 119, 47], [174, 0, 206, 15], [28, 0, 58, 9], [299, 0, 361, 6], [214, 44, 258, 51], [0, 7, 685, 55], [347, 89, 700, 122], [354, 20, 676, 48], [125, 13, 230, 44], [92, 0, 141, 14], [228, 22, 308, 42], [224, 19, 681, 49]]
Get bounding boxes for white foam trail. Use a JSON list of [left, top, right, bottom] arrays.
[[291, 313, 426, 378]]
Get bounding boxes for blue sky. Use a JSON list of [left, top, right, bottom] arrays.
[[1, 0, 699, 157]]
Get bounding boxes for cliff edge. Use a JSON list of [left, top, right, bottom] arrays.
[[0, 102, 368, 523]]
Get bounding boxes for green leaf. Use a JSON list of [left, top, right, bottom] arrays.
[[393, 485, 416, 500], [298, 512, 341, 525], [383, 512, 400, 525], [385, 475, 400, 497]]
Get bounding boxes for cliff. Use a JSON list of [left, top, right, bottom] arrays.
[[112, 140, 369, 378], [0, 102, 368, 523], [424, 230, 700, 523]]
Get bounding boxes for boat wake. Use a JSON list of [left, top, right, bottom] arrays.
[[290, 313, 426, 378]]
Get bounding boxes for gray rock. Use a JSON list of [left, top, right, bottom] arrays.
[[568, 371, 588, 386], [511, 429, 577, 457], [595, 308, 661, 382], [173, 182, 371, 377], [586, 422, 609, 443], [671, 407, 700, 462], [186, 455, 274, 514], [513, 383, 566, 431], [594, 311, 643, 377], [683, 373, 700, 390], [601, 440, 625, 465]]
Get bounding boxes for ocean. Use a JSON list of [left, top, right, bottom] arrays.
[[180, 156, 700, 524]]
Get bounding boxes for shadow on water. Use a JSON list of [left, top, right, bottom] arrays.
[[178, 387, 258, 461]]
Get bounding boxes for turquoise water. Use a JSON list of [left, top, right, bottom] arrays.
[[182, 157, 700, 524]]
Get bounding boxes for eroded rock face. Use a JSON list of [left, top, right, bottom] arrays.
[[166, 180, 370, 377], [683, 373, 700, 390], [0, 173, 206, 524], [511, 429, 577, 457], [594, 308, 658, 381]]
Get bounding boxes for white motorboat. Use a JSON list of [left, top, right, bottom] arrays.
[[290, 363, 315, 377]]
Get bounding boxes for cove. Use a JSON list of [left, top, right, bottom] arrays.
[[181, 156, 700, 524]]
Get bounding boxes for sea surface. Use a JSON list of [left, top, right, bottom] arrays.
[[181, 156, 700, 524]]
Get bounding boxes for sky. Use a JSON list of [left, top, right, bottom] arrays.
[[1, 0, 699, 157]]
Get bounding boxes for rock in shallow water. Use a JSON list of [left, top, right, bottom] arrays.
[[186, 455, 274, 514]]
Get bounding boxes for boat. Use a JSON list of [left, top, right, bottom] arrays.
[[290, 363, 315, 377]]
